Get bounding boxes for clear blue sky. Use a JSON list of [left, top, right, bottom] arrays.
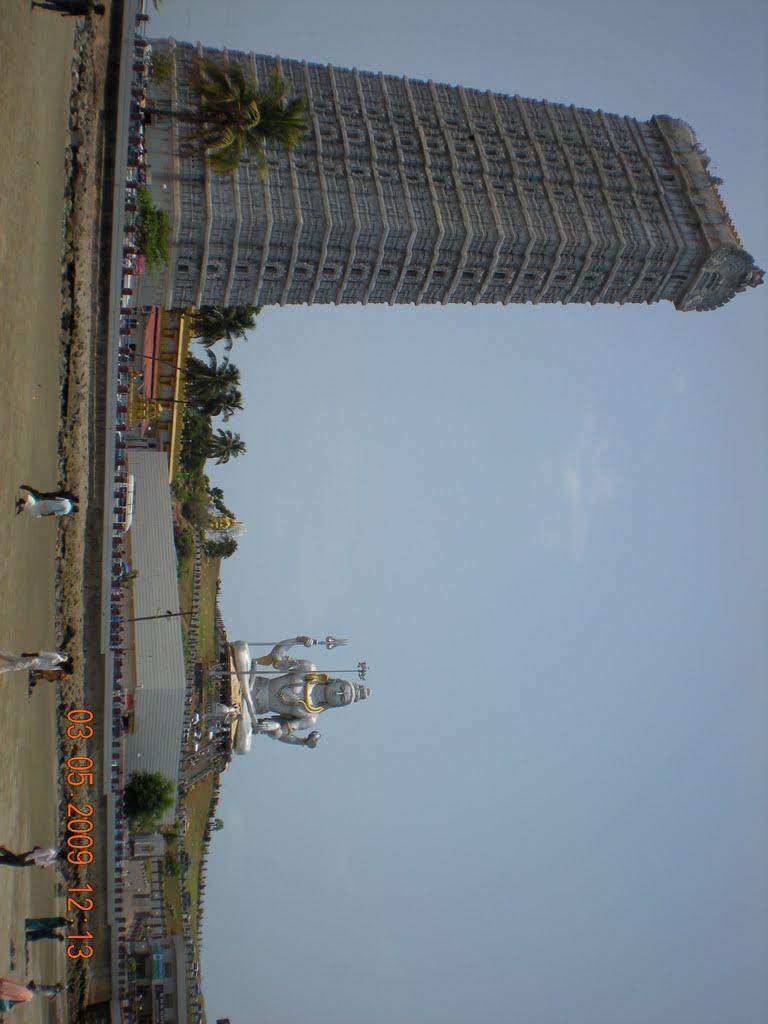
[[149, 3, 767, 1022]]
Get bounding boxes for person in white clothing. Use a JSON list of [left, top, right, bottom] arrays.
[[15, 484, 79, 518], [23, 847, 64, 867], [0, 650, 72, 675], [0, 846, 64, 868]]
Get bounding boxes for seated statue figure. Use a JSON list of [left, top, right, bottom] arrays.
[[229, 637, 371, 753]]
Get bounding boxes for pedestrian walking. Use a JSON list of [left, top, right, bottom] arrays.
[[0, 649, 72, 676], [15, 484, 79, 518], [24, 928, 65, 944], [25, 917, 73, 932], [28, 661, 74, 689], [0, 845, 65, 868], [26, 981, 68, 999]]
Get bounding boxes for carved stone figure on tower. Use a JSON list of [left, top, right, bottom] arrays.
[[229, 638, 371, 752]]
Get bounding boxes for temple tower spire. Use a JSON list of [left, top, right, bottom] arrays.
[[142, 40, 762, 312]]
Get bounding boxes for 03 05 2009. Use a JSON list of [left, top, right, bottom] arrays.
[[65, 707, 96, 960]]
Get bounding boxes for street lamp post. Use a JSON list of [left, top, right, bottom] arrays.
[[123, 609, 191, 624]]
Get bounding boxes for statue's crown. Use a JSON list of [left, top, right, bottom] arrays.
[[353, 683, 371, 702]]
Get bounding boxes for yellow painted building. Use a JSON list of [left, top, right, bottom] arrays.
[[129, 307, 192, 482]]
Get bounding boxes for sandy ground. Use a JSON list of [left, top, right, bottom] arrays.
[[0, 3, 109, 1017]]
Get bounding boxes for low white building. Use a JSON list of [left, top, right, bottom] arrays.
[[123, 451, 186, 820]]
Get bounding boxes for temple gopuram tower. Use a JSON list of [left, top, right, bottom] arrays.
[[142, 40, 763, 312]]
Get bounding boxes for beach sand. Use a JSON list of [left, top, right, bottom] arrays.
[[0, 2, 107, 1014]]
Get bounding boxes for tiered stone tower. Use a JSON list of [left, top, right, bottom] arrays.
[[143, 40, 762, 312]]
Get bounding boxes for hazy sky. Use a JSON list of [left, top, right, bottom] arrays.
[[147, 2, 767, 1022]]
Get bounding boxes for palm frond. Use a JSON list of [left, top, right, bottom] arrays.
[[255, 70, 290, 108], [190, 59, 255, 106], [187, 58, 307, 177], [241, 139, 269, 180], [207, 132, 245, 174]]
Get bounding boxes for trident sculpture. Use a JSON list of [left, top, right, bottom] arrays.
[[228, 636, 372, 752]]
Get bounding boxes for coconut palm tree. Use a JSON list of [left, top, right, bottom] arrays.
[[245, 69, 309, 175], [192, 386, 243, 423], [186, 59, 307, 176], [207, 429, 247, 464], [184, 353, 242, 404], [188, 304, 263, 359], [183, 358, 243, 421]]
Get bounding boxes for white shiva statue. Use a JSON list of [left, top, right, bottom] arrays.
[[229, 636, 371, 753]]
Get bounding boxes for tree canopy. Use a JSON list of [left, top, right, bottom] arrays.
[[204, 536, 239, 559], [185, 352, 242, 402], [188, 304, 262, 355], [182, 355, 243, 421], [207, 428, 246, 464], [179, 408, 213, 477], [124, 771, 176, 829], [136, 187, 170, 273], [187, 59, 307, 176], [196, 385, 243, 422]]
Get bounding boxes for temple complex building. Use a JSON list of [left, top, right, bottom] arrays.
[[141, 40, 762, 312]]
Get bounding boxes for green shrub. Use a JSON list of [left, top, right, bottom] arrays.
[[204, 537, 238, 559], [207, 488, 236, 519], [149, 50, 175, 86], [174, 525, 194, 561], [180, 408, 213, 478], [136, 187, 170, 274], [182, 490, 211, 528], [123, 771, 176, 830], [165, 854, 181, 877]]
